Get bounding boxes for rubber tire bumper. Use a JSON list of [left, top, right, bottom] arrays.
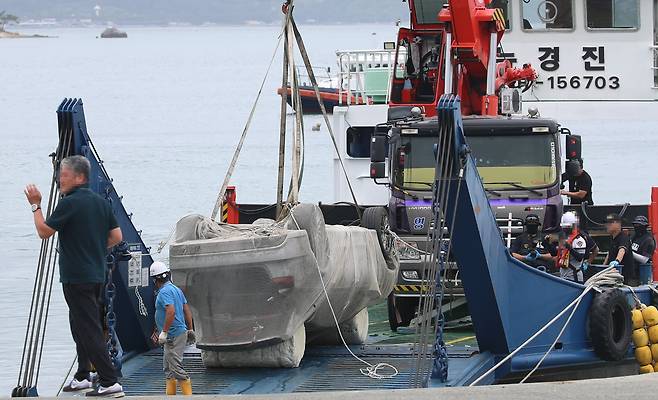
[[588, 288, 632, 361]]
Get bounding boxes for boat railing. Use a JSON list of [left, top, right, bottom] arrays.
[[651, 46, 658, 89], [295, 65, 337, 88], [336, 49, 403, 106]]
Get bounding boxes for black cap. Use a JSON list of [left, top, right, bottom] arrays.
[[525, 214, 541, 226], [605, 213, 622, 223], [633, 215, 649, 226]]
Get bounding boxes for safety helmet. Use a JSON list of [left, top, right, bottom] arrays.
[[150, 261, 170, 277], [633, 215, 649, 226], [560, 211, 578, 228], [525, 214, 541, 226], [605, 213, 622, 224]]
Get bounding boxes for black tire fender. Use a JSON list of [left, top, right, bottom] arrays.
[[588, 288, 632, 361]]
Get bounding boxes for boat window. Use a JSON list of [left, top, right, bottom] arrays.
[[346, 127, 374, 158], [489, 0, 511, 30], [521, 0, 574, 31], [586, 0, 639, 30]]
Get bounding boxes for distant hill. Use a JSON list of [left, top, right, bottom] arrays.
[[2, 0, 409, 25]]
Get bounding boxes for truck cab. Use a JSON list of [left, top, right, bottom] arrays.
[[371, 112, 576, 330]]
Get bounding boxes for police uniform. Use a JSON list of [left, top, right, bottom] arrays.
[[562, 170, 593, 205], [511, 233, 556, 270]]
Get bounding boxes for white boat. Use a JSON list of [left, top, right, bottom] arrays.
[[330, 0, 658, 206]]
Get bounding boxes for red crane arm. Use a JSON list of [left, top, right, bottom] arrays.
[[495, 61, 538, 92], [438, 0, 504, 79]]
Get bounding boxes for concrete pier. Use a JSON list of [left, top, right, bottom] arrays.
[[27, 373, 658, 399]]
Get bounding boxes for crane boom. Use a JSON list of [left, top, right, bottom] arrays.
[[393, 0, 536, 116]]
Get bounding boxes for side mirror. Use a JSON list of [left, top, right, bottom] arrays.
[[565, 159, 580, 178], [370, 162, 386, 179], [565, 135, 581, 160], [370, 135, 387, 162]]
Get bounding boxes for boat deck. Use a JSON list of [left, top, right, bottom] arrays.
[[116, 344, 490, 396]]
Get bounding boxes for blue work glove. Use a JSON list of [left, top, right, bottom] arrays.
[[525, 252, 537, 262], [609, 260, 620, 270], [531, 250, 541, 259], [581, 261, 589, 272]]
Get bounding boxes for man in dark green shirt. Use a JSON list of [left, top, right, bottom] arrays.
[[25, 155, 125, 397]]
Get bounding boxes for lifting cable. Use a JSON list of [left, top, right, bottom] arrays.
[[290, 17, 362, 219], [14, 116, 74, 397], [411, 97, 463, 387], [210, 23, 287, 221], [286, 204, 397, 379]]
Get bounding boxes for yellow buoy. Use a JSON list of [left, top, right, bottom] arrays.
[[649, 325, 658, 344], [636, 346, 653, 365], [642, 306, 658, 327], [652, 343, 658, 363], [639, 364, 654, 374], [633, 328, 650, 347], [632, 309, 645, 329]]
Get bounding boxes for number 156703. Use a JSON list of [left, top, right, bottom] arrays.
[[545, 76, 620, 90]]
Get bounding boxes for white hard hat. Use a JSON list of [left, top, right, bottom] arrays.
[[150, 261, 170, 277], [560, 211, 578, 228]]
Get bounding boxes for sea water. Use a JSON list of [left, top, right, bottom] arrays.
[[0, 25, 656, 395]]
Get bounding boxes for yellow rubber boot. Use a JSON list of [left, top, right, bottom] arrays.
[[166, 378, 177, 395], [179, 378, 192, 395]]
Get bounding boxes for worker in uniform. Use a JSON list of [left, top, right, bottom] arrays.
[[510, 214, 556, 271], [605, 214, 637, 286], [25, 155, 124, 398], [556, 211, 599, 283], [561, 159, 593, 205], [151, 261, 195, 396], [630, 216, 655, 282]]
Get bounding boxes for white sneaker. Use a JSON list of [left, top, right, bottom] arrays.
[[62, 378, 93, 392], [85, 383, 124, 398]]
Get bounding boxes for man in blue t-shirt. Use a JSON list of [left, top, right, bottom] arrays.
[[150, 261, 195, 395]]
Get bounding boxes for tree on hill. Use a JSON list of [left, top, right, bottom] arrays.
[[0, 11, 19, 31]]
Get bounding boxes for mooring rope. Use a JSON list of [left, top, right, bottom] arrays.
[[16, 107, 74, 396]]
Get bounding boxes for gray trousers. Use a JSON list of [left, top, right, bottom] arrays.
[[163, 333, 189, 380]]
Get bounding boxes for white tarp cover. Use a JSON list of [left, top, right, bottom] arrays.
[[169, 204, 398, 367]]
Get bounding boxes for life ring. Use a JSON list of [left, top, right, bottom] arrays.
[[588, 289, 632, 361]]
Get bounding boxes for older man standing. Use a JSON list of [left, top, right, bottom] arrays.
[[24, 155, 125, 398]]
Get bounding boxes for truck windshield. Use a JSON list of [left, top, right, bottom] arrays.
[[393, 134, 558, 191]]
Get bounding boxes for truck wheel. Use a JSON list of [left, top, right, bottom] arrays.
[[361, 207, 395, 263], [387, 294, 417, 332]]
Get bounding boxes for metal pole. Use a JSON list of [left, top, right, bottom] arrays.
[[276, 24, 290, 217], [486, 32, 497, 96], [287, 19, 300, 204], [443, 32, 453, 94]]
